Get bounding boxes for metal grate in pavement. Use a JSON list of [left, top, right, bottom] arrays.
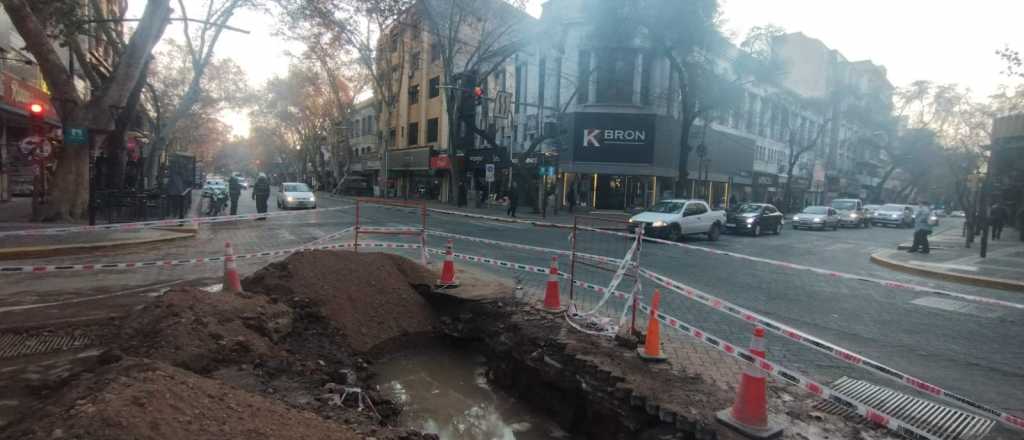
[[814, 377, 995, 440], [0, 333, 94, 360]]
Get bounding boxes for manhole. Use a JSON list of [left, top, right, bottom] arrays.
[[815, 377, 995, 440], [0, 333, 94, 360]]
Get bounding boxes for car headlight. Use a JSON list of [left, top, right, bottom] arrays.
[[812, 217, 822, 222], [652, 220, 668, 227], [745, 218, 755, 224], [850, 213, 858, 219], [287, 196, 294, 202], [629, 219, 636, 223], [310, 195, 316, 202], [793, 216, 800, 221]]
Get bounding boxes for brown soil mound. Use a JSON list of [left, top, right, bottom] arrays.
[[243, 250, 438, 353], [117, 287, 293, 373], [2, 358, 361, 440]]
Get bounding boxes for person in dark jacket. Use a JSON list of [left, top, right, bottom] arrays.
[[567, 184, 577, 213], [507, 183, 519, 218], [990, 203, 1008, 240], [228, 174, 243, 215], [252, 173, 271, 218]]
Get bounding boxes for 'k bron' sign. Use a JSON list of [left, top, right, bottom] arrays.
[[573, 113, 655, 164]]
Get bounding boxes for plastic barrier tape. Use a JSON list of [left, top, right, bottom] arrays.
[[635, 301, 944, 440], [638, 267, 1023, 432], [0, 241, 416, 274], [0, 205, 354, 237], [426, 230, 623, 266]]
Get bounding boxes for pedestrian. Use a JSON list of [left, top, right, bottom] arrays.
[[990, 203, 1007, 240], [507, 183, 519, 218], [228, 173, 242, 215], [729, 194, 738, 209], [567, 184, 577, 213], [252, 173, 271, 219], [908, 200, 933, 254]]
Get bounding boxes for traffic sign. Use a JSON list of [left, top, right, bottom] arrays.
[[485, 164, 495, 182], [64, 127, 88, 145]]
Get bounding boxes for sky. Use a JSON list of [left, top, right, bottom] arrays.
[[130, 0, 1023, 137]]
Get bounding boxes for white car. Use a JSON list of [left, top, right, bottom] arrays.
[[628, 199, 726, 241], [201, 179, 226, 197], [791, 206, 840, 230], [277, 182, 317, 209], [950, 210, 966, 218]]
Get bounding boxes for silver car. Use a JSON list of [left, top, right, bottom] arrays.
[[791, 206, 840, 231], [276, 182, 317, 210], [872, 204, 914, 228]]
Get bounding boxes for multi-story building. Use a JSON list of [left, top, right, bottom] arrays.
[[375, 0, 535, 202], [345, 97, 381, 195]]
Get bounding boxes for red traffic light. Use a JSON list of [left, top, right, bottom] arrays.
[[29, 103, 44, 114], [473, 87, 483, 97]]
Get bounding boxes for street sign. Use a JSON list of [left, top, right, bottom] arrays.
[[485, 163, 495, 182], [64, 127, 88, 145], [538, 165, 555, 176]]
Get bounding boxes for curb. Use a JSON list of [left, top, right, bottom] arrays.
[[870, 251, 1024, 293], [0, 230, 196, 261]]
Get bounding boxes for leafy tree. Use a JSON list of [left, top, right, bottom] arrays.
[[996, 46, 1024, 81], [0, 0, 172, 220]]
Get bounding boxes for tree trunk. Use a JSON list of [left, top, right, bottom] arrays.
[[872, 164, 897, 203], [36, 133, 91, 221]]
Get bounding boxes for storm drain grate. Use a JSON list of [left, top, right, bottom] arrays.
[[814, 377, 995, 440], [0, 333, 94, 360]]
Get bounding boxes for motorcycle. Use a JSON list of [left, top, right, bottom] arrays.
[[206, 189, 229, 216]]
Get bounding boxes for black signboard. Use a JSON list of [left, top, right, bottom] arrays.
[[572, 113, 655, 164]]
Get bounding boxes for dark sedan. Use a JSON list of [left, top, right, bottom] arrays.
[[724, 203, 785, 236]]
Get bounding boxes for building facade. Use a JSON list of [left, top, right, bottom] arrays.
[[345, 98, 381, 196]]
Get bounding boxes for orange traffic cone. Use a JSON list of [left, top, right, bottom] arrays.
[[223, 241, 243, 294], [716, 327, 783, 438], [541, 256, 564, 312], [637, 289, 667, 361], [437, 240, 459, 288]]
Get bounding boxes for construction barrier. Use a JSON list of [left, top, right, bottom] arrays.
[[0, 205, 354, 238]]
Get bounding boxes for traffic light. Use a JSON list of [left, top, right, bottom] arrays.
[[473, 86, 483, 105], [28, 102, 45, 121]]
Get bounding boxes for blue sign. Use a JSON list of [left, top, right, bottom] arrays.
[[64, 127, 88, 145], [538, 166, 556, 176]]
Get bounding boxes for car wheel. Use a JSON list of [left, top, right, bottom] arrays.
[[707, 224, 721, 242], [752, 224, 761, 237], [667, 225, 682, 242]]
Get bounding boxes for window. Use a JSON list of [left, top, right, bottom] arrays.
[[429, 77, 440, 98], [594, 48, 637, 104], [409, 85, 420, 105], [427, 118, 439, 143], [577, 51, 590, 104], [388, 128, 396, 147], [430, 42, 440, 62], [408, 122, 419, 146], [684, 203, 707, 216]]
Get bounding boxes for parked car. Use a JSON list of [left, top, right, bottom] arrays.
[[950, 210, 966, 218], [201, 179, 226, 197], [929, 212, 940, 226], [277, 182, 317, 210], [872, 204, 914, 227], [628, 199, 726, 241], [932, 209, 947, 218], [725, 203, 785, 236], [831, 198, 871, 228], [863, 204, 882, 222], [791, 206, 840, 230]]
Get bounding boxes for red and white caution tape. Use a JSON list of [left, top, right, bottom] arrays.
[[0, 240, 417, 274], [0, 205, 354, 237], [636, 301, 945, 440], [426, 230, 623, 266], [304, 227, 355, 247], [638, 267, 1024, 432]]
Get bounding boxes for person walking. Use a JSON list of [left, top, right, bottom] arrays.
[[252, 173, 271, 219], [228, 173, 243, 215], [990, 203, 1007, 240], [507, 183, 519, 218], [908, 200, 933, 254], [567, 184, 577, 213]]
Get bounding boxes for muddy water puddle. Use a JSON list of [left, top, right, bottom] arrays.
[[374, 344, 565, 440]]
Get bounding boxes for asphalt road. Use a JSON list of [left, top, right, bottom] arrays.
[[1, 197, 1021, 418]]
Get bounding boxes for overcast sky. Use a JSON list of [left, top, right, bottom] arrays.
[[131, 0, 1023, 136]]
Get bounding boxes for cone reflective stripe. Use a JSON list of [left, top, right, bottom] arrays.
[[542, 256, 562, 311], [437, 240, 459, 287], [717, 327, 782, 438], [637, 290, 667, 361], [223, 241, 243, 294]]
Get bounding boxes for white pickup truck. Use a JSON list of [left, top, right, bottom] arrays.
[[628, 199, 727, 241]]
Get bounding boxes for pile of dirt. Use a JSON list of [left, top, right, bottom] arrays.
[[116, 287, 293, 373], [243, 250, 439, 352], [2, 358, 364, 440]]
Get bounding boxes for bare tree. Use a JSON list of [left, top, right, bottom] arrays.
[[1, 0, 173, 220], [144, 0, 250, 186], [780, 114, 830, 211]]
